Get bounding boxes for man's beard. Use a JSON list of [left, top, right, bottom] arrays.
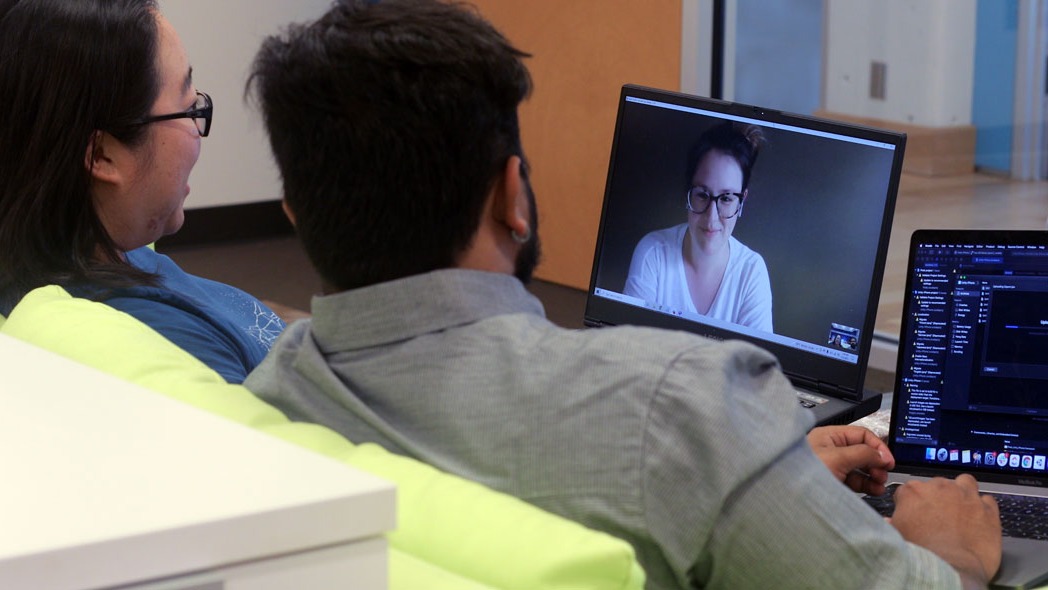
[[514, 177, 541, 284]]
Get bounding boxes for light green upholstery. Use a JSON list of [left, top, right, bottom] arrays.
[[2, 285, 645, 590]]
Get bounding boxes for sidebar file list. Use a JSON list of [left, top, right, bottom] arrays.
[[896, 258, 952, 446]]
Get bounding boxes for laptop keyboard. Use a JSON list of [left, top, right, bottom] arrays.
[[863, 483, 1048, 541]]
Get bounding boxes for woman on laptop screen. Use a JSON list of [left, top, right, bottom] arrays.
[[624, 121, 773, 332]]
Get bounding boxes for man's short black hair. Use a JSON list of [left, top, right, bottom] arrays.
[[249, 0, 532, 291]]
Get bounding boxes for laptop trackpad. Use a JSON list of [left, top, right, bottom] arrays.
[[993, 537, 1048, 590]]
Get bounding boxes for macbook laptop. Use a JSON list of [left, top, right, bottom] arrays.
[[584, 84, 906, 425], [865, 229, 1048, 589]]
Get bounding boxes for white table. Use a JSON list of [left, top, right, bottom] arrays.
[[0, 334, 396, 590]]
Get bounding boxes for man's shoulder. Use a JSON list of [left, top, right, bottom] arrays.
[[532, 319, 776, 374], [554, 322, 795, 414]]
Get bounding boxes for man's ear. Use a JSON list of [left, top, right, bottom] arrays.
[[497, 155, 530, 240], [282, 199, 297, 227], [84, 131, 123, 186]]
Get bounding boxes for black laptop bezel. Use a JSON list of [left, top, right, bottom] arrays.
[[584, 84, 907, 400]]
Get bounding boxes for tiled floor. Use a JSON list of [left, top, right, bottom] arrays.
[[873, 172, 1048, 340]]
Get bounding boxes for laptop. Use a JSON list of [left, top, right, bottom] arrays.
[[584, 84, 906, 426], [867, 229, 1048, 589]]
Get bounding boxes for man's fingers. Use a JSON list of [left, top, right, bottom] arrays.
[[828, 444, 889, 476], [844, 469, 886, 495]]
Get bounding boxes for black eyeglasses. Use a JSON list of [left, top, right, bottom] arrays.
[[685, 188, 745, 219], [127, 91, 212, 137]]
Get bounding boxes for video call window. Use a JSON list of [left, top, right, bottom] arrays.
[[591, 96, 898, 366]]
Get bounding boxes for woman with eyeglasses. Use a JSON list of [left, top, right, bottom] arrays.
[[624, 121, 773, 332], [0, 0, 286, 383]]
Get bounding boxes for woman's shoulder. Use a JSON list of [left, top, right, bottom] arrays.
[[727, 237, 771, 287], [728, 236, 766, 265], [125, 245, 180, 274], [637, 223, 687, 248], [631, 225, 687, 269], [125, 246, 251, 299]]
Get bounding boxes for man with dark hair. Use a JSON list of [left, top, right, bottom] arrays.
[[245, 1, 1000, 588]]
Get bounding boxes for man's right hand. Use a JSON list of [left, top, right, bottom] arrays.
[[890, 474, 1002, 589]]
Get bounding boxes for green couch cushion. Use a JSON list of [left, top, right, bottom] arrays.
[[2, 285, 645, 590], [391, 550, 497, 590]]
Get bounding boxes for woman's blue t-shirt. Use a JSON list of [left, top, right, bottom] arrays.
[[71, 247, 286, 383]]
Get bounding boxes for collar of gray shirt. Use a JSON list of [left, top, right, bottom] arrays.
[[310, 269, 546, 350]]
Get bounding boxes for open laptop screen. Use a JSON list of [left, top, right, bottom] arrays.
[[585, 85, 906, 397], [891, 230, 1048, 483]]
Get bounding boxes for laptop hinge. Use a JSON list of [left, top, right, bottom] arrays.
[[817, 382, 856, 398], [788, 373, 856, 398]]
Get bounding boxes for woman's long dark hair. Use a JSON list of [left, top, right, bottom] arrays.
[[0, 0, 160, 313]]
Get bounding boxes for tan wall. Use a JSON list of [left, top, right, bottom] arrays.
[[470, 1, 682, 289]]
